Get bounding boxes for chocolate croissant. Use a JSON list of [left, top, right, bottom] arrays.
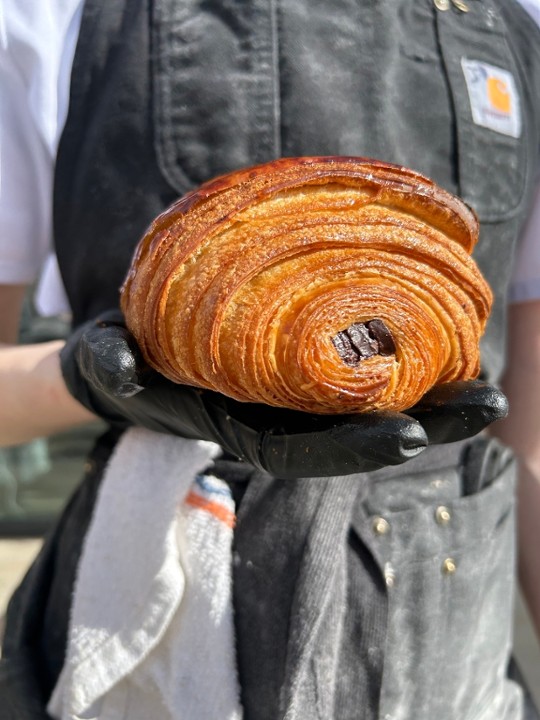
[[120, 156, 491, 414]]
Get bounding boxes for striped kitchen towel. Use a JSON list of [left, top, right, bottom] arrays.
[[48, 427, 243, 720]]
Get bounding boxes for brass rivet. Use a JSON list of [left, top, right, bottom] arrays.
[[435, 506, 451, 526], [83, 460, 95, 473], [373, 517, 390, 535], [442, 558, 457, 575], [434, 0, 450, 10], [452, 0, 469, 11]]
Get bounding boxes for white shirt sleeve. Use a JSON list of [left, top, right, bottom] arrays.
[[0, 0, 83, 286]]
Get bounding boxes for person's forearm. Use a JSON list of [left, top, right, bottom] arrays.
[[492, 300, 540, 640], [0, 340, 97, 447]]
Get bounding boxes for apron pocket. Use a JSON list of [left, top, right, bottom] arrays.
[[152, 0, 280, 193], [355, 438, 521, 720], [435, 0, 529, 222]]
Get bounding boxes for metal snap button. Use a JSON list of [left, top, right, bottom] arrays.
[[434, 0, 450, 10], [442, 558, 457, 575], [435, 505, 451, 526], [373, 516, 390, 535], [384, 562, 396, 588]]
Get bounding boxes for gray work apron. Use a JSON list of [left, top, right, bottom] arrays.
[[230, 436, 529, 720], [2, 1, 540, 719], [359, 439, 520, 719]]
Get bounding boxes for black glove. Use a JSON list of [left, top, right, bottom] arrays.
[[60, 311, 508, 479]]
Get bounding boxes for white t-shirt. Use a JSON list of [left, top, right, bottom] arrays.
[[0, 0, 82, 313], [1, 0, 540, 315]]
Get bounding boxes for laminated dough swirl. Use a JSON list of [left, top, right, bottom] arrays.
[[120, 156, 491, 414]]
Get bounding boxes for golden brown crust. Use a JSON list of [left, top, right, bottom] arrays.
[[120, 156, 490, 413]]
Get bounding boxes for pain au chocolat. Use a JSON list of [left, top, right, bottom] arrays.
[[120, 156, 491, 414]]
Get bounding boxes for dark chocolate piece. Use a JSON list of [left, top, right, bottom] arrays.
[[347, 323, 379, 359], [332, 331, 361, 366], [366, 319, 396, 355], [332, 318, 396, 365]]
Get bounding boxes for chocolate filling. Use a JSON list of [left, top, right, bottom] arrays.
[[332, 319, 396, 366]]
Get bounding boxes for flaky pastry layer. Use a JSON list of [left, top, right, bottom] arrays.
[[121, 156, 491, 413]]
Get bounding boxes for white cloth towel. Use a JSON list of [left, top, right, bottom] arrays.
[[48, 427, 243, 720]]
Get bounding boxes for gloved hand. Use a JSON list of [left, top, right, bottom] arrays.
[[60, 310, 509, 479]]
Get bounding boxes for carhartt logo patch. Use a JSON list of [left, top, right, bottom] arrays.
[[461, 58, 521, 138]]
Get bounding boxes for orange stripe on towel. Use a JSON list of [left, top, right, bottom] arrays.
[[184, 491, 236, 528]]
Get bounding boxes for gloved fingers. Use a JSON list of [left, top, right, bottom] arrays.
[[202, 395, 429, 478], [76, 323, 152, 398], [256, 411, 428, 478], [407, 380, 509, 445]]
